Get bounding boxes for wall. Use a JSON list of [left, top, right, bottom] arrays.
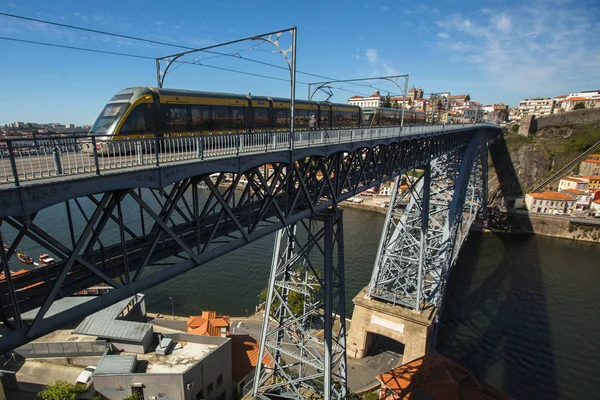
[[537, 108, 600, 129], [488, 212, 600, 243]]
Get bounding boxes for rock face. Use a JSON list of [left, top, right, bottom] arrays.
[[515, 144, 552, 190]]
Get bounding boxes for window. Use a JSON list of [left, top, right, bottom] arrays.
[[217, 373, 223, 386], [230, 106, 246, 129], [120, 105, 147, 134], [191, 105, 210, 131], [294, 109, 310, 128], [167, 105, 190, 132], [212, 106, 230, 130], [274, 108, 290, 128], [253, 107, 270, 129], [207, 383, 214, 394]]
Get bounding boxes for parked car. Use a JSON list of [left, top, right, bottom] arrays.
[[352, 198, 364, 204], [75, 366, 96, 389]]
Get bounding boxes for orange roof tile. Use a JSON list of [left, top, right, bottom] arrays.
[[231, 334, 274, 382], [580, 176, 600, 180], [582, 159, 600, 164], [377, 353, 511, 400], [566, 97, 588, 101], [560, 177, 585, 183], [187, 311, 230, 337], [528, 191, 575, 200]]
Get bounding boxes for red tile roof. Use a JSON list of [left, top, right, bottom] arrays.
[[231, 334, 274, 382], [349, 95, 363, 99], [377, 352, 511, 400], [528, 191, 575, 200], [187, 311, 230, 337]]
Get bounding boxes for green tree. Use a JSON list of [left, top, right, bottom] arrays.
[[382, 93, 392, 108], [573, 101, 586, 110], [392, 100, 400, 109], [362, 392, 379, 400], [123, 393, 143, 400], [37, 381, 86, 400]]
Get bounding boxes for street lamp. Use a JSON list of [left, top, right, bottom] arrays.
[[169, 296, 175, 320]]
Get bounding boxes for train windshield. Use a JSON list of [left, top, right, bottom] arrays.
[[90, 103, 129, 134]]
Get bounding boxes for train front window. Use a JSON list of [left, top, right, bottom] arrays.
[[120, 105, 146, 134], [90, 103, 128, 134]]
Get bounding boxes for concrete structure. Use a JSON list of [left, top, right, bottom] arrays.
[[558, 177, 588, 191], [408, 87, 423, 101], [73, 294, 154, 354], [582, 176, 600, 189], [518, 97, 555, 118], [93, 333, 231, 400], [518, 115, 537, 136], [347, 287, 435, 363], [591, 199, 600, 216], [580, 154, 600, 176], [560, 189, 593, 212], [525, 191, 576, 214]]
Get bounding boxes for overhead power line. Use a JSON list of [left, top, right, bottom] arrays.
[[0, 11, 401, 94]]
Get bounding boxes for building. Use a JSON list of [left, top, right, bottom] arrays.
[[407, 87, 423, 101], [517, 97, 555, 118], [525, 191, 576, 214], [560, 189, 593, 212], [591, 199, 600, 216], [581, 175, 600, 189], [376, 352, 511, 400], [580, 155, 600, 176], [347, 90, 383, 108], [93, 333, 232, 400], [73, 294, 154, 353], [230, 334, 273, 398], [558, 177, 588, 191], [187, 311, 230, 337]]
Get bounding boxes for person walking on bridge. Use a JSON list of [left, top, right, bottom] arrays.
[[308, 114, 318, 130]]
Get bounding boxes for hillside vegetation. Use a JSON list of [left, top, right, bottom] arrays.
[[488, 120, 600, 201]]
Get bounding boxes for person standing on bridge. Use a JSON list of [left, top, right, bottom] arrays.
[[308, 114, 318, 131]]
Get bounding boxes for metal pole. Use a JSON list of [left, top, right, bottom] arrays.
[[170, 296, 175, 320], [156, 59, 162, 88], [400, 76, 408, 129], [0, 230, 23, 330], [253, 228, 284, 396], [415, 164, 431, 311], [290, 27, 297, 150], [323, 212, 333, 400]]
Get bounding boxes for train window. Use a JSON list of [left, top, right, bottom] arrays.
[[274, 108, 290, 128], [294, 109, 309, 128], [167, 105, 190, 132], [120, 105, 146, 134], [332, 110, 346, 127], [230, 106, 246, 129], [191, 105, 210, 130], [320, 109, 330, 127], [212, 106, 230, 130], [253, 108, 270, 129]]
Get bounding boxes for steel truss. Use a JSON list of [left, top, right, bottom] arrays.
[[0, 132, 475, 352], [253, 208, 347, 400], [368, 134, 488, 312]]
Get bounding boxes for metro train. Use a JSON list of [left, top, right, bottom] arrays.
[[89, 86, 426, 140]]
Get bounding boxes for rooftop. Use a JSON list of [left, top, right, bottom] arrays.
[[560, 177, 586, 183], [377, 352, 511, 400], [133, 340, 217, 374], [231, 334, 273, 382], [528, 191, 575, 200], [73, 295, 152, 342], [187, 311, 230, 337]]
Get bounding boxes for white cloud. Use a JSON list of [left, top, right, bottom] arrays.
[[365, 49, 378, 63], [434, 1, 600, 98]]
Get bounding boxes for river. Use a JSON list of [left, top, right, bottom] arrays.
[[6, 200, 600, 399]]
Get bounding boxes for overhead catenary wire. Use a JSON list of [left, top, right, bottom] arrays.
[[0, 11, 401, 94], [0, 35, 374, 97]]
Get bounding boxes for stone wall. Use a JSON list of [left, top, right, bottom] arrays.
[[537, 108, 600, 129], [488, 212, 600, 243]]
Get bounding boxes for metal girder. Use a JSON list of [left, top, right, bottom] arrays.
[[368, 133, 489, 312], [0, 130, 484, 353], [253, 208, 347, 400]]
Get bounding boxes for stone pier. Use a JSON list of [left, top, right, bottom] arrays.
[[347, 287, 436, 363]]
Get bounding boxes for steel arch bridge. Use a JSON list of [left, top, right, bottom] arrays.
[[0, 124, 501, 399]]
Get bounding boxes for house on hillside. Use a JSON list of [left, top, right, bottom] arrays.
[[525, 191, 576, 214], [558, 177, 588, 191]]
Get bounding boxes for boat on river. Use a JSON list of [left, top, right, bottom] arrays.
[[38, 254, 56, 267], [17, 251, 33, 264]]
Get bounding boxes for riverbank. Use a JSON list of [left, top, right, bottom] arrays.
[[485, 210, 600, 243], [339, 196, 390, 214]]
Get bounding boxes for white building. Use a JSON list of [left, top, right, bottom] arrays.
[[517, 98, 555, 118], [558, 177, 588, 191], [560, 189, 593, 212], [348, 90, 383, 108], [525, 191, 575, 214], [591, 199, 600, 216]]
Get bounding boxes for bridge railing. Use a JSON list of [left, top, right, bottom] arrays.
[[0, 123, 497, 186]]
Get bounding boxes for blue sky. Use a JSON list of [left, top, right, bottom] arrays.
[[1, 0, 599, 126]]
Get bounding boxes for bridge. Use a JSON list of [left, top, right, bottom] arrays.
[[0, 123, 505, 399]]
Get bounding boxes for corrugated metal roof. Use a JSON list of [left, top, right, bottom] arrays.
[[95, 354, 137, 375], [73, 296, 152, 342], [21, 297, 94, 321]]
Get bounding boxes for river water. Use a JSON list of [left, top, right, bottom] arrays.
[[142, 208, 600, 400], [7, 200, 600, 399]]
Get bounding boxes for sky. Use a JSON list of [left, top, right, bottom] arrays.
[[0, 0, 599, 126]]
